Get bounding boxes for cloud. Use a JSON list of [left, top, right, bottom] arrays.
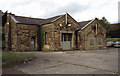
[[0, 0, 119, 23], [42, 2, 91, 18]]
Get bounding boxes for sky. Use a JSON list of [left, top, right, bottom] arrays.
[[0, 0, 119, 23]]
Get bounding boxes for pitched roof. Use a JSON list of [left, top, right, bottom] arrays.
[[41, 14, 64, 25], [76, 19, 95, 30], [11, 14, 45, 25], [10, 14, 65, 25], [78, 20, 92, 28]]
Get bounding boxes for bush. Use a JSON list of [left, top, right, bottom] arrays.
[[2, 52, 35, 68]]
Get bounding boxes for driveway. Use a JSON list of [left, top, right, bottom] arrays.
[[16, 48, 118, 74]]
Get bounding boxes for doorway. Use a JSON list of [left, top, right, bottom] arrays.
[[61, 33, 72, 50], [31, 37, 35, 50]]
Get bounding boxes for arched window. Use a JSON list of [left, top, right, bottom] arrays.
[[45, 32, 48, 44], [31, 36, 35, 50]]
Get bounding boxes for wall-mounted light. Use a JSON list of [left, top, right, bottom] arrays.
[[68, 24, 71, 26], [59, 24, 62, 27], [7, 22, 9, 25]]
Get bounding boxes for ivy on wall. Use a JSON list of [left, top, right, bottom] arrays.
[[37, 25, 44, 51]]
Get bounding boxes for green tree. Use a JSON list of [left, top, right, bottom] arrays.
[[98, 17, 110, 31]]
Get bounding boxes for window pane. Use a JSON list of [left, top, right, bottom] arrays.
[[64, 34, 67, 41], [98, 38, 102, 46], [45, 32, 48, 43], [68, 34, 72, 41], [89, 38, 94, 46], [79, 35, 81, 42], [62, 33, 64, 41]]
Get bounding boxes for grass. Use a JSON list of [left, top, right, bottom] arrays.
[[2, 52, 35, 68], [106, 38, 120, 42]]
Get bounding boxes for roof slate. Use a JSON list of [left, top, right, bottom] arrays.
[[10, 14, 64, 25], [78, 20, 92, 28], [76, 20, 92, 30]]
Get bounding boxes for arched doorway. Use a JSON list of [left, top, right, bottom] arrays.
[[31, 37, 35, 51]]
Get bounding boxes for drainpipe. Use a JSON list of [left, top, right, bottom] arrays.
[[75, 30, 78, 49]]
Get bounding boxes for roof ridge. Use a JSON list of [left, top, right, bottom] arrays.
[[11, 14, 45, 20], [78, 20, 92, 23], [45, 14, 65, 19]]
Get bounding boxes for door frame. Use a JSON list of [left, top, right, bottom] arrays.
[[60, 31, 74, 50]]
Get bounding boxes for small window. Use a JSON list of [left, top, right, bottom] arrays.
[[89, 38, 95, 47], [45, 32, 48, 44], [97, 38, 102, 46], [79, 35, 81, 42]]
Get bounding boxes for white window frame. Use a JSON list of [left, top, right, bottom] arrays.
[[89, 38, 95, 47], [97, 38, 103, 46]]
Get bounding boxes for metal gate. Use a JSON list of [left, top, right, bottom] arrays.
[[61, 33, 72, 50]]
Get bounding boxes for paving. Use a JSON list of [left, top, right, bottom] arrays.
[[4, 48, 119, 74]]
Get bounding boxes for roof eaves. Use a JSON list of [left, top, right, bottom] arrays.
[[81, 19, 95, 30], [51, 15, 64, 23], [76, 27, 81, 31], [10, 15, 19, 23]]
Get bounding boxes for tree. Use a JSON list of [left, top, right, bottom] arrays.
[[2, 11, 7, 27], [98, 17, 110, 31]]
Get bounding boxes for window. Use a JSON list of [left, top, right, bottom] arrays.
[[62, 33, 72, 41], [45, 32, 48, 44], [68, 34, 72, 41], [79, 35, 81, 42], [97, 38, 102, 46], [89, 38, 95, 47], [91, 26, 96, 32]]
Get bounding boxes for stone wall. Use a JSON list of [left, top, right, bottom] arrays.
[[42, 14, 80, 51], [42, 23, 55, 51], [52, 14, 79, 51], [79, 20, 106, 50], [16, 24, 38, 51], [4, 14, 38, 51]]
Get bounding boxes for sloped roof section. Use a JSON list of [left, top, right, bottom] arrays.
[[76, 19, 95, 30], [41, 14, 64, 25], [79, 20, 92, 28], [11, 14, 45, 25], [10, 14, 65, 25]]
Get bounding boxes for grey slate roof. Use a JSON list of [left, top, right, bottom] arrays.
[[10, 14, 64, 25], [76, 20, 92, 30], [78, 20, 92, 28], [41, 14, 64, 25]]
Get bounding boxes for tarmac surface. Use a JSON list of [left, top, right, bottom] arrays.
[[3, 48, 119, 74]]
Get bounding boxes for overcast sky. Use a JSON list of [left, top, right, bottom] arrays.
[[0, 0, 119, 23]]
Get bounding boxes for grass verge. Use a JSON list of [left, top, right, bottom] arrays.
[[2, 52, 35, 68], [106, 38, 120, 42]]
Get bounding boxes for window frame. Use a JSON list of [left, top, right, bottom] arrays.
[[89, 38, 95, 47], [97, 38, 103, 46]]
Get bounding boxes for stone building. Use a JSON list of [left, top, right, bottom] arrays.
[[3, 12, 106, 51]]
